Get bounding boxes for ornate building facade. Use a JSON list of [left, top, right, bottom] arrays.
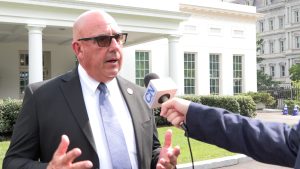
[[256, 0, 300, 86]]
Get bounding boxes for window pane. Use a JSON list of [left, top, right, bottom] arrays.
[[184, 52, 196, 94], [135, 51, 150, 86], [210, 54, 220, 95], [233, 55, 243, 95]]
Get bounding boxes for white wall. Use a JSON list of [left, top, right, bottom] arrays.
[[122, 10, 258, 96], [121, 39, 169, 83], [0, 42, 21, 98]]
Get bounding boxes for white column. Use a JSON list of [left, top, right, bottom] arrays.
[[26, 24, 45, 84], [168, 35, 184, 95], [285, 7, 290, 25]]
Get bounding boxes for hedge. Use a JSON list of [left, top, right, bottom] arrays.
[[155, 95, 256, 126], [0, 98, 22, 137], [0, 95, 256, 134], [239, 92, 276, 107]]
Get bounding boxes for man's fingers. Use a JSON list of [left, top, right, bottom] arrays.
[[171, 116, 185, 127], [173, 145, 180, 157], [161, 99, 175, 116], [61, 148, 82, 165], [71, 160, 93, 169], [168, 146, 180, 165], [54, 135, 70, 157], [163, 129, 172, 148]]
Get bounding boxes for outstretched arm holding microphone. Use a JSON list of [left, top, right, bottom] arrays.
[[160, 98, 300, 168]]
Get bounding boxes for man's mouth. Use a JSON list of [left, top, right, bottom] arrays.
[[106, 59, 118, 63]]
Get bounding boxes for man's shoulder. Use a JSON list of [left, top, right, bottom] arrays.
[[28, 69, 76, 93]]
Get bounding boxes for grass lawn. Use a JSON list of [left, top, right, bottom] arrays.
[[0, 141, 9, 168], [158, 126, 235, 164], [0, 127, 235, 166]]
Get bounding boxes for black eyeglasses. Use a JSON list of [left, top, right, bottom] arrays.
[[78, 33, 128, 47]]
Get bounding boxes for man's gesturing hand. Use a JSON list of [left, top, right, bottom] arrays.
[[156, 129, 180, 169], [47, 135, 93, 169]]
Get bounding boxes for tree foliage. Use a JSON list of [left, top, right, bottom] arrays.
[[257, 70, 280, 88], [256, 38, 263, 52], [289, 64, 300, 82]]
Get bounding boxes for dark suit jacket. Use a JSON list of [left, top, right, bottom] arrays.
[[3, 68, 161, 169], [185, 102, 300, 168]]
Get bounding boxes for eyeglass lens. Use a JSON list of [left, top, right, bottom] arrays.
[[95, 34, 126, 47]]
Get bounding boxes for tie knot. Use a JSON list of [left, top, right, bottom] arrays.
[[98, 83, 107, 94]]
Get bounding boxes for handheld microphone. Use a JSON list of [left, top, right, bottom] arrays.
[[143, 73, 194, 169], [143, 73, 187, 130], [143, 73, 177, 109]]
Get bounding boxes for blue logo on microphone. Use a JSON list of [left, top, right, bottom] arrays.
[[145, 84, 155, 104]]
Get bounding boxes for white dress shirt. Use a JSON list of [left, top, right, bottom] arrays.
[[78, 64, 138, 169]]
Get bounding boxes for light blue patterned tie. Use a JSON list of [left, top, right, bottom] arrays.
[[98, 83, 132, 169]]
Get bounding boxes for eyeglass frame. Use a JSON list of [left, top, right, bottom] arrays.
[[77, 33, 128, 47]]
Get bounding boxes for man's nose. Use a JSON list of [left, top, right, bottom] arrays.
[[109, 38, 119, 48]]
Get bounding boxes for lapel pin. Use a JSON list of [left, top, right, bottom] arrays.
[[127, 88, 133, 95]]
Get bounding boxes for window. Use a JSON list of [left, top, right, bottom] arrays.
[[269, 41, 274, 53], [261, 66, 265, 73], [184, 52, 196, 94], [269, 19, 274, 31], [19, 71, 29, 96], [233, 55, 243, 95], [279, 17, 284, 29], [280, 40, 285, 52], [280, 65, 285, 77], [183, 25, 197, 34], [264, 0, 268, 6], [19, 53, 29, 96], [261, 43, 265, 54], [209, 27, 222, 36], [19, 51, 50, 98], [210, 54, 220, 95], [270, 66, 275, 77], [295, 10, 300, 23], [19, 53, 29, 66], [296, 36, 300, 48], [259, 21, 264, 32], [232, 29, 244, 38], [135, 51, 150, 87]]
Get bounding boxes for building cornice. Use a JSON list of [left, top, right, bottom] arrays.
[[180, 2, 263, 19], [1, 0, 190, 21], [257, 2, 285, 13]]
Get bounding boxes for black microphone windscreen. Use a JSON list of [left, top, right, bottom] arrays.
[[144, 73, 160, 87]]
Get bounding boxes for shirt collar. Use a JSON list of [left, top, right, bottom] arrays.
[[78, 64, 117, 95]]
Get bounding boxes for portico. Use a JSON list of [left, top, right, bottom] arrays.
[[0, 0, 189, 98]]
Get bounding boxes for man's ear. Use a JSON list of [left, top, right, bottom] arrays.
[[72, 41, 83, 60], [72, 41, 80, 54]]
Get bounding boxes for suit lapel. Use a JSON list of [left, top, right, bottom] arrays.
[[59, 69, 97, 153]]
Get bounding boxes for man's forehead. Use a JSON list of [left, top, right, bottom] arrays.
[[97, 23, 121, 33]]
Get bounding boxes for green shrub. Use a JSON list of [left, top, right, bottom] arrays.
[[155, 95, 256, 126], [240, 92, 276, 107], [235, 96, 257, 117], [198, 96, 240, 114], [0, 98, 22, 135], [153, 108, 171, 126]]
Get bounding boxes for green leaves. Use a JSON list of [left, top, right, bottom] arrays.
[[289, 64, 300, 82]]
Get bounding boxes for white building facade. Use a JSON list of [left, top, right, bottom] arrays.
[[257, 0, 300, 86], [0, 0, 259, 99]]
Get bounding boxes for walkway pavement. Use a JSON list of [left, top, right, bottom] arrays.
[[177, 109, 299, 169]]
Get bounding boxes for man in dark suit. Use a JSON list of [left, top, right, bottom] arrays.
[[160, 97, 300, 168], [3, 10, 180, 169]]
